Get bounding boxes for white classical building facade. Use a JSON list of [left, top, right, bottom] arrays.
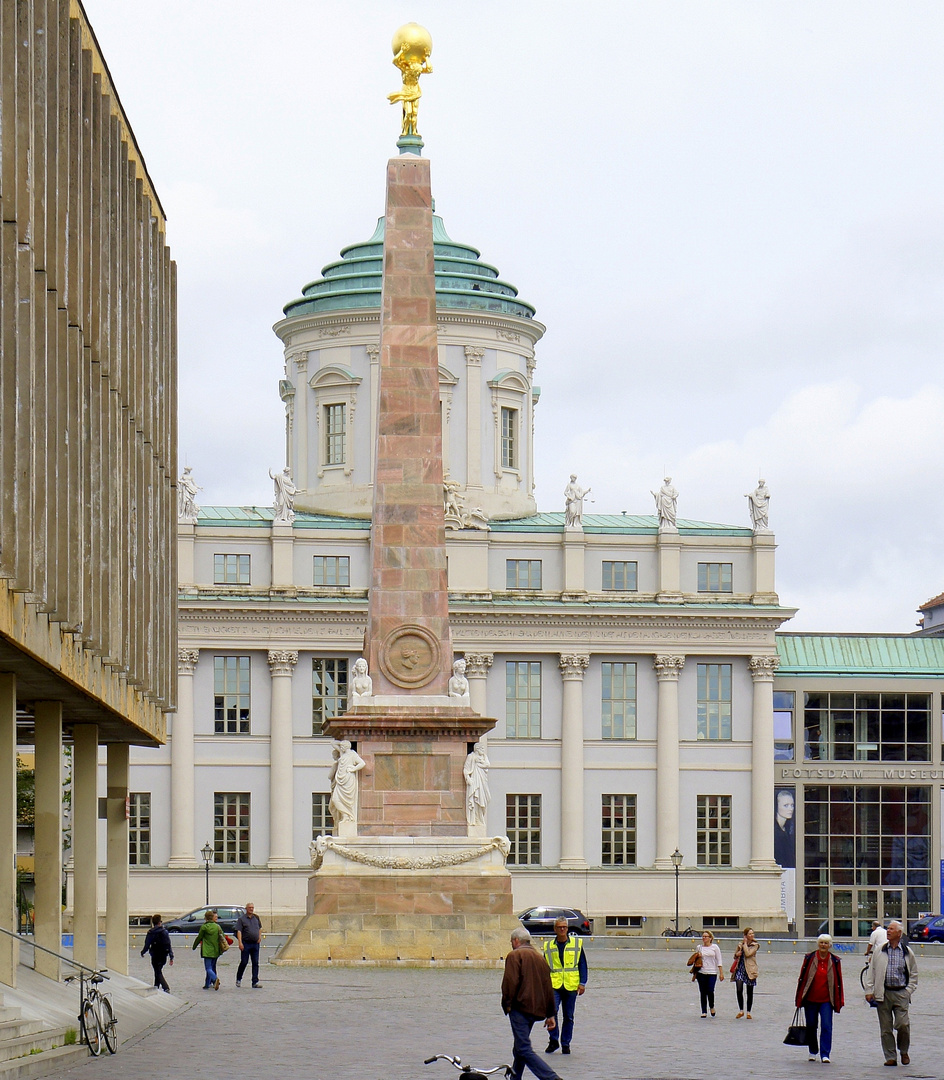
[[102, 205, 803, 933]]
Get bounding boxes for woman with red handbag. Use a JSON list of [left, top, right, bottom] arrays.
[[731, 927, 759, 1018]]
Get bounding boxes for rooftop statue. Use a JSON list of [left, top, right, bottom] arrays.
[[652, 476, 679, 532], [388, 23, 433, 137], [564, 474, 591, 528], [177, 466, 201, 523], [746, 479, 771, 532], [270, 466, 297, 524]]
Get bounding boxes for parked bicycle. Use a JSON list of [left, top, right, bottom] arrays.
[[425, 1054, 511, 1080], [662, 925, 695, 937], [65, 969, 118, 1055]]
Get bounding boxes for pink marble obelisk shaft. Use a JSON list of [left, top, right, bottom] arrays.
[[366, 155, 452, 696]]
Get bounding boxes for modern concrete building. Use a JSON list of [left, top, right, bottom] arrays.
[[0, 0, 176, 984]]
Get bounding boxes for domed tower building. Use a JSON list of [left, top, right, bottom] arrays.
[[275, 212, 543, 522]]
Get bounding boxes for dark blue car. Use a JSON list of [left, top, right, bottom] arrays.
[[907, 915, 944, 943]]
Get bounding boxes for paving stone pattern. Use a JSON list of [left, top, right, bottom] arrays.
[[55, 945, 944, 1080]]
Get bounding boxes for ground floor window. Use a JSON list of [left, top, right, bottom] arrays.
[[803, 784, 930, 937], [214, 792, 250, 864], [506, 794, 541, 865], [696, 794, 732, 866], [129, 793, 150, 866], [601, 794, 636, 865]]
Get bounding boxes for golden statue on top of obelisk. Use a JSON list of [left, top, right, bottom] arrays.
[[388, 23, 433, 138]]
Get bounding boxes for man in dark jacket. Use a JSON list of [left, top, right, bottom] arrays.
[[501, 927, 562, 1080], [141, 914, 174, 992]]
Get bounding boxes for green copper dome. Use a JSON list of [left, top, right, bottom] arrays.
[[283, 214, 536, 320]]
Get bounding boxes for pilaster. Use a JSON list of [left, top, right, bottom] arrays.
[[749, 655, 780, 869], [465, 345, 484, 492], [653, 655, 685, 868], [268, 650, 299, 868], [559, 654, 589, 868], [656, 531, 683, 602], [752, 531, 778, 604], [177, 522, 195, 588], [271, 522, 295, 591], [169, 650, 199, 868], [0, 675, 16, 986], [562, 529, 586, 599]]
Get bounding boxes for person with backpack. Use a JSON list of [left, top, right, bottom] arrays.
[[140, 913, 174, 992]]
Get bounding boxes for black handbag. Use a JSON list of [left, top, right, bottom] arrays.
[[783, 1007, 808, 1046]]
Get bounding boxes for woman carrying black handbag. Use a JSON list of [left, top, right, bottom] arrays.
[[794, 933, 845, 1063]]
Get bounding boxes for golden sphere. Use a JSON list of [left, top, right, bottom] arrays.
[[392, 22, 432, 63]]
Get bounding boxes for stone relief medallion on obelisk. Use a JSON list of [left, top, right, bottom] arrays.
[[379, 624, 441, 688]]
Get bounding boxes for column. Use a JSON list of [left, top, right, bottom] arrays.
[[105, 744, 129, 975], [654, 655, 685, 868], [464, 653, 493, 724], [169, 650, 199, 867], [464, 346, 484, 492], [34, 702, 62, 981], [72, 724, 99, 971], [559, 655, 589, 868], [268, 650, 298, 868], [0, 674, 16, 986], [749, 655, 780, 869]]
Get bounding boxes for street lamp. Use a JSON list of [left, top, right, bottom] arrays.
[[201, 841, 213, 906], [665, 846, 682, 933]]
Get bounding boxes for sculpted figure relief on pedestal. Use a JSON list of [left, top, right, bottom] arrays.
[[746, 479, 771, 532], [448, 657, 470, 704], [270, 467, 297, 523], [564, 474, 591, 528], [177, 466, 201, 523], [328, 740, 366, 826], [462, 742, 491, 828], [651, 476, 678, 530], [351, 658, 373, 702]]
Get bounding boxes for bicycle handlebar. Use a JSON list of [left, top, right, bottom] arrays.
[[424, 1055, 511, 1076]]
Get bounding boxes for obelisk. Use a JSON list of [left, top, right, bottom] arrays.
[[276, 25, 519, 966]]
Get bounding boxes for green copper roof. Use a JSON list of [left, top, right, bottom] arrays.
[[776, 634, 944, 676], [490, 513, 752, 536], [197, 507, 370, 530], [283, 214, 537, 320]]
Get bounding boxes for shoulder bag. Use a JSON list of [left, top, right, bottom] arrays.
[[783, 1007, 808, 1046], [217, 925, 230, 953]]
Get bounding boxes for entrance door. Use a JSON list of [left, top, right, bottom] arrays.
[[828, 888, 904, 938]]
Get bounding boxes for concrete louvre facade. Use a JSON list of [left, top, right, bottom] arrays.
[[0, 0, 176, 985]]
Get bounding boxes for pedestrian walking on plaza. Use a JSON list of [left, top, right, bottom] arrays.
[[235, 901, 263, 988], [863, 919, 917, 1067], [501, 927, 563, 1080], [731, 926, 758, 1018], [140, 913, 174, 993], [693, 930, 724, 1017], [542, 917, 588, 1054], [795, 933, 844, 1064], [866, 919, 888, 957], [192, 909, 225, 990]]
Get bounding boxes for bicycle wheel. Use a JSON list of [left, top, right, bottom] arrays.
[[99, 996, 118, 1054], [860, 962, 870, 991], [82, 1000, 102, 1056]]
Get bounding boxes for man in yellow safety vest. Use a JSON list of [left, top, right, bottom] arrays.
[[541, 918, 589, 1055]]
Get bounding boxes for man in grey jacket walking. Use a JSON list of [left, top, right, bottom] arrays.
[[864, 920, 917, 1067]]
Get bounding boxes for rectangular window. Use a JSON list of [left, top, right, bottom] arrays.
[[313, 555, 350, 587], [697, 794, 732, 866], [602, 561, 637, 591], [774, 690, 795, 761], [506, 661, 541, 738], [601, 794, 636, 865], [214, 656, 250, 734], [129, 793, 150, 867], [213, 554, 250, 585], [506, 559, 542, 590], [803, 692, 931, 762], [324, 403, 346, 465], [697, 663, 732, 740], [506, 794, 541, 865], [697, 562, 733, 593], [312, 658, 348, 735], [214, 792, 250, 865], [312, 793, 334, 838], [500, 406, 517, 470], [602, 662, 636, 739]]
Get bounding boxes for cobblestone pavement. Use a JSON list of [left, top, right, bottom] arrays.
[[55, 944, 944, 1080]]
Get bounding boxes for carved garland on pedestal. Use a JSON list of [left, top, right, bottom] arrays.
[[309, 834, 511, 870]]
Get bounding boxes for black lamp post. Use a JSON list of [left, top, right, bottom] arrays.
[[201, 841, 213, 906], [665, 846, 682, 933]]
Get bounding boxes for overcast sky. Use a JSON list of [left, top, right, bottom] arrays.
[[86, 1, 943, 634]]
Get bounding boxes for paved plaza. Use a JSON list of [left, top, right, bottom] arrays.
[[47, 941, 944, 1080]]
